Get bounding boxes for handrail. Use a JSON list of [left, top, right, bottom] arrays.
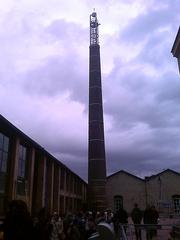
[[120, 225, 128, 240], [120, 223, 177, 228], [119, 223, 179, 240]]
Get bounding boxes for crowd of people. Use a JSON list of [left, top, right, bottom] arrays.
[[0, 200, 159, 240]]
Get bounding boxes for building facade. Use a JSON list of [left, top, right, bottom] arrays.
[[106, 170, 146, 213], [106, 169, 180, 215], [0, 114, 87, 217], [88, 11, 107, 211], [172, 27, 180, 73]]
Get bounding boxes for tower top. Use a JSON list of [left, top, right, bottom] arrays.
[[90, 11, 100, 46]]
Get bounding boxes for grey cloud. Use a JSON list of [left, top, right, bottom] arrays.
[[43, 136, 87, 159], [103, 39, 180, 129], [102, 31, 180, 177], [106, 133, 180, 178], [1, 0, 180, 181], [116, 0, 180, 90], [21, 54, 88, 103], [137, 30, 172, 68], [120, 2, 179, 43], [19, 19, 89, 104], [157, 74, 180, 103], [64, 160, 87, 181], [45, 19, 88, 42], [54, 152, 88, 181], [132, 26, 179, 72]]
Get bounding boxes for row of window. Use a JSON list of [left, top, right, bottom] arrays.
[[0, 133, 27, 194], [59, 196, 82, 213], [0, 133, 27, 177], [65, 172, 83, 194], [0, 132, 84, 196]]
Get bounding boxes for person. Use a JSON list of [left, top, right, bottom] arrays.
[[50, 212, 65, 240], [106, 209, 113, 225], [144, 205, 159, 240], [85, 216, 97, 239], [1, 200, 34, 240], [113, 206, 128, 237], [34, 207, 52, 240], [75, 211, 86, 240], [131, 204, 143, 240], [63, 214, 80, 240], [95, 211, 106, 224]]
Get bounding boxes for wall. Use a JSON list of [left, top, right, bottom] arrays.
[[146, 170, 180, 212], [0, 115, 87, 217], [106, 171, 146, 213], [106, 169, 180, 215]]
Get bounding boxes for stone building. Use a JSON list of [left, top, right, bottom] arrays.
[[172, 26, 180, 73], [106, 169, 180, 215], [0, 114, 87, 217], [106, 170, 145, 213]]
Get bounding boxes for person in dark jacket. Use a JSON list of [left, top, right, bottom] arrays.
[[85, 217, 96, 240], [33, 207, 52, 240], [113, 206, 128, 237], [144, 205, 159, 240], [131, 204, 143, 240], [1, 200, 33, 240]]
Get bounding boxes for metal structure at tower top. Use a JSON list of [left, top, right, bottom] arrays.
[[90, 11, 100, 45]]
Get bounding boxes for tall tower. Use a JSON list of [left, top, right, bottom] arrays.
[[88, 11, 107, 211]]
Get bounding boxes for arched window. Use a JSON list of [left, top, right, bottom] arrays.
[[172, 195, 180, 214], [114, 195, 123, 212]]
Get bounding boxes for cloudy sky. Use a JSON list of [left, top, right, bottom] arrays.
[[0, 0, 180, 181]]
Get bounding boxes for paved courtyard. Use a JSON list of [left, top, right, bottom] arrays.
[[124, 216, 180, 240]]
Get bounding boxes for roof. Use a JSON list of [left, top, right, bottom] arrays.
[[0, 114, 87, 184], [145, 169, 180, 181], [171, 27, 180, 58], [107, 169, 180, 182], [107, 170, 144, 181]]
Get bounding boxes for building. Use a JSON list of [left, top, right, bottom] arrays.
[[88, 11, 107, 211], [106, 170, 145, 213], [172, 27, 180, 73], [106, 169, 180, 215], [0, 114, 87, 217]]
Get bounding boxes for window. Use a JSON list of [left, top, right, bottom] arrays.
[[66, 172, 70, 192], [60, 168, 65, 190], [18, 145, 27, 178], [172, 195, 180, 214], [0, 133, 9, 193], [17, 144, 27, 195], [114, 195, 123, 212], [0, 133, 9, 173], [60, 196, 64, 214]]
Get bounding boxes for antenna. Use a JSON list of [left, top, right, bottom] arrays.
[[90, 11, 99, 45]]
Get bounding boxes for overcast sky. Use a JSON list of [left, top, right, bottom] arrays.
[[0, 0, 180, 181]]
